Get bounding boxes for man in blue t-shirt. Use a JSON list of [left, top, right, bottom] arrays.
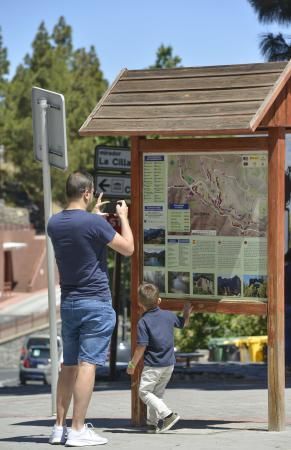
[[47, 170, 134, 447], [127, 283, 192, 433]]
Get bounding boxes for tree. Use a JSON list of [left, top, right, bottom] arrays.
[[0, 27, 9, 135], [149, 44, 182, 69], [248, 0, 291, 24], [0, 27, 9, 86], [2, 17, 108, 219], [249, 0, 291, 61], [260, 32, 291, 61], [175, 312, 267, 351], [0, 28, 9, 195]]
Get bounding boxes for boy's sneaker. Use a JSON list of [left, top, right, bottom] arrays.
[[146, 424, 159, 434], [49, 424, 67, 445], [65, 423, 108, 447], [157, 413, 180, 433]]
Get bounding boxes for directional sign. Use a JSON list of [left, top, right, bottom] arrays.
[[95, 174, 131, 199], [32, 87, 68, 170], [95, 146, 130, 171]]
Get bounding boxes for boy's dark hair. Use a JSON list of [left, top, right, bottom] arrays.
[[66, 171, 94, 200], [138, 283, 160, 309]]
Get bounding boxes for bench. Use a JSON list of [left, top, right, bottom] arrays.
[[175, 351, 204, 367]]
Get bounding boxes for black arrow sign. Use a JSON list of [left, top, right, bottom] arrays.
[[98, 179, 110, 191]]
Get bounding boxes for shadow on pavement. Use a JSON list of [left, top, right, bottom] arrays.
[[0, 379, 131, 396], [0, 436, 48, 444], [1, 417, 267, 442], [1, 367, 291, 396], [0, 384, 51, 396]]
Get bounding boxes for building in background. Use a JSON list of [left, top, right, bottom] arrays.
[[0, 203, 49, 300]]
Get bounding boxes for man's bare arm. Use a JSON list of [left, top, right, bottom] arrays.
[[107, 200, 134, 256]]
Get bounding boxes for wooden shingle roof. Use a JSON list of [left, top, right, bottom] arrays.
[[79, 61, 291, 136]]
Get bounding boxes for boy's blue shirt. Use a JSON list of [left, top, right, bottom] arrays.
[[137, 306, 185, 367]]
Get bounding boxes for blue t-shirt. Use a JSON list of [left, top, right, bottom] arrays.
[[47, 209, 116, 300], [137, 307, 185, 367]]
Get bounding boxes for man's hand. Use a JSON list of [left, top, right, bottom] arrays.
[[94, 192, 110, 216], [116, 200, 128, 219]]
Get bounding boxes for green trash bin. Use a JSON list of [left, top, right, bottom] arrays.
[[208, 337, 241, 362], [208, 338, 228, 361]]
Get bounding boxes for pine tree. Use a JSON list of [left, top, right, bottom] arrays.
[[2, 17, 108, 216], [150, 44, 182, 69], [0, 27, 9, 131], [0, 27, 10, 195], [0, 27, 9, 85]]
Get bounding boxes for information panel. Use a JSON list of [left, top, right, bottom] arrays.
[[143, 151, 268, 301]]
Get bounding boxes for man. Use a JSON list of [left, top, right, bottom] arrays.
[[47, 170, 134, 447]]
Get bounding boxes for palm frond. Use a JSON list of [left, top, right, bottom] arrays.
[[260, 32, 291, 61], [249, 0, 291, 25]]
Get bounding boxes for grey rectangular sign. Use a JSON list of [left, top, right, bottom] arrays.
[[95, 174, 131, 199], [32, 87, 68, 170], [95, 146, 130, 171]]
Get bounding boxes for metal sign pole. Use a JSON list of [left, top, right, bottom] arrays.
[[39, 99, 59, 416]]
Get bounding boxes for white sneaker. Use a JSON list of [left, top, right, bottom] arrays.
[[65, 423, 108, 447], [49, 424, 67, 444]]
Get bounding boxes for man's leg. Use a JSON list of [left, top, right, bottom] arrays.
[[55, 365, 78, 426], [71, 361, 96, 431]]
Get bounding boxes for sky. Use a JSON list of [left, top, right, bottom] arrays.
[[0, 0, 287, 84]]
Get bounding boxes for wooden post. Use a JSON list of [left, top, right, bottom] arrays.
[[130, 136, 147, 426], [268, 127, 286, 431]]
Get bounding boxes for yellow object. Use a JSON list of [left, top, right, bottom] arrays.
[[247, 336, 268, 362], [208, 336, 268, 362], [232, 337, 251, 362]]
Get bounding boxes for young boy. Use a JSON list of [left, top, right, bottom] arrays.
[[127, 282, 192, 433]]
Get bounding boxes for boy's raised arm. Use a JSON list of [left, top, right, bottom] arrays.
[[183, 302, 193, 327]]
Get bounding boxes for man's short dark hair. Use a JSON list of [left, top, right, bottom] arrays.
[[66, 171, 94, 200]]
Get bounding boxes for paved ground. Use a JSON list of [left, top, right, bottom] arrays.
[[0, 288, 60, 316], [1, 371, 291, 450], [1, 293, 290, 449]]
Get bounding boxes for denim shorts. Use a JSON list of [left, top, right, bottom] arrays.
[[61, 297, 116, 366]]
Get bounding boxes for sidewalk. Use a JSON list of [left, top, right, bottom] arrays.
[[1, 374, 291, 450], [0, 290, 43, 311], [0, 287, 60, 313]]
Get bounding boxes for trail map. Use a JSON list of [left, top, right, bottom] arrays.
[[168, 153, 267, 237]]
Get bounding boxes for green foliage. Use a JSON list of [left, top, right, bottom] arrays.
[[260, 32, 291, 61], [249, 0, 291, 61], [0, 27, 9, 84], [0, 27, 9, 149], [175, 312, 267, 351], [0, 28, 8, 191], [248, 0, 291, 24], [149, 44, 182, 69], [243, 281, 267, 298], [2, 16, 108, 211]]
